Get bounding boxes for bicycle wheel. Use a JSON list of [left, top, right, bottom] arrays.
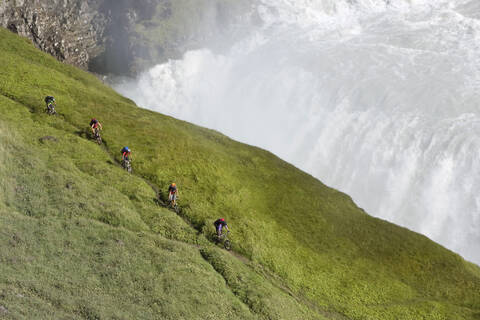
[[224, 240, 232, 251], [94, 130, 102, 144], [174, 205, 179, 213]]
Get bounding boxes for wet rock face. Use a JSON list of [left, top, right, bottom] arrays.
[[0, 0, 106, 70], [0, 0, 252, 75]]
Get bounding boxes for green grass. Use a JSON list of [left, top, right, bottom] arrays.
[[0, 212, 253, 320], [0, 27, 479, 319]]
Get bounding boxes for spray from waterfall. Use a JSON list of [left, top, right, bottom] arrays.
[[114, 0, 480, 264]]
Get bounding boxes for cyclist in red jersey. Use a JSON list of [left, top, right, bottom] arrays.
[[168, 183, 179, 207], [90, 118, 103, 135], [213, 218, 229, 237]]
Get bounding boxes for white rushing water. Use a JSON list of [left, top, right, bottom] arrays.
[[115, 0, 480, 264]]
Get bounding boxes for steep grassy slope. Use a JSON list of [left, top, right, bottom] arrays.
[[0, 27, 479, 319], [0, 29, 324, 320]]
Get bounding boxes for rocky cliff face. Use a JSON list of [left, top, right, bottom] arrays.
[[0, 0, 252, 75], [0, 0, 105, 70]]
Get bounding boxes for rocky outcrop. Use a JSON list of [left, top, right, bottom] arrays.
[[0, 0, 252, 75], [0, 0, 106, 70]]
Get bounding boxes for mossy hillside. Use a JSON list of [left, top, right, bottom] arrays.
[[0, 211, 256, 320], [0, 29, 324, 319], [0, 94, 323, 319], [0, 27, 479, 319]]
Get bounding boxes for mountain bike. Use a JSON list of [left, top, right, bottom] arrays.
[[216, 232, 231, 251], [168, 194, 179, 213], [122, 158, 132, 173], [93, 127, 102, 144], [45, 103, 57, 115]]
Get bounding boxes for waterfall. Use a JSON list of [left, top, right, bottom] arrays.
[[115, 0, 480, 264]]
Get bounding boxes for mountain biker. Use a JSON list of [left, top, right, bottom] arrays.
[[89, 118, 103, 135], [213, 218, 229, 237], [45, 96, 56, 114], [121, 146, 131, 161], [168, 183, 178, 207]]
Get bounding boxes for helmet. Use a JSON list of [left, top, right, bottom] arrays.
[[172, 183, 176, 187], [220, 218, 225, 222], [124, 147, 130, 152], [91, 118, 96, 121]]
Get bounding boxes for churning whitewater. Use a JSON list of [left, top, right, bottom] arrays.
[[115, 0, 480, 264]]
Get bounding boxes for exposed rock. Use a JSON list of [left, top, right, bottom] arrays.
[[0, 305, 8, 315], [0, 0, 106, 69], [39, 136, 58, 143]]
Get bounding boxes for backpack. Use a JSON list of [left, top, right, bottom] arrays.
[[45, 96, 55, 104]]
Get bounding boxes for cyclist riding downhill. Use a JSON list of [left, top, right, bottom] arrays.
[[168, 183, 179, 209], [213, 218, 231, 250], [121, 146, 132, 173], [89, 118, 103, 144], [44, 96, 56, 115]]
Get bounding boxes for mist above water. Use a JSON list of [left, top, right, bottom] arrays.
[[115, 0, 480, 264]]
